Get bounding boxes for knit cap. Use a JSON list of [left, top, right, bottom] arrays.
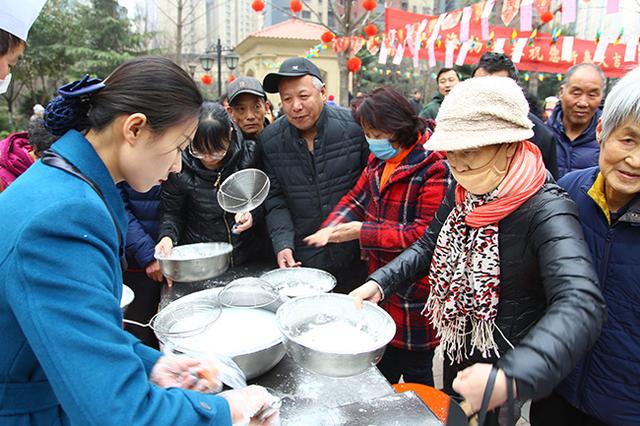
[[426, 76, 534, 151]]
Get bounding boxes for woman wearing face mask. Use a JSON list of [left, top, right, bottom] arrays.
[[0, 57, 278, 425], [0, 1, 46, 93], [351, 77, 605, 425], [155, 102, 264, 281], [305, 86, 450, 386]]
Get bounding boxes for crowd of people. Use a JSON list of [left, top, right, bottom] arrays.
[[1, 3, 639, 426]]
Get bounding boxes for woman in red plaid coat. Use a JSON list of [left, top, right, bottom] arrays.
[[305, 86, 450, 385]]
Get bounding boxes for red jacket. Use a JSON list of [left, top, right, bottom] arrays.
[[0, 132, 34, 191], [322, 139, 450, 350]]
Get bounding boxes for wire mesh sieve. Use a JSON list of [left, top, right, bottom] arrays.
[[217, 277, 279, 309], [216, 168, 270, 214]]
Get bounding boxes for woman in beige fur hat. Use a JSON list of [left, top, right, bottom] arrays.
[[352, 76, 605, 425]]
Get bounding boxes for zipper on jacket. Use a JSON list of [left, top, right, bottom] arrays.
[[222, 213, 234, 267], [576, 222, 615, 409]]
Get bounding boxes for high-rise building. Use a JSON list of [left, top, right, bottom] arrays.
[[151, 0, 262, 63], [263, 0, 435, 29], [573, 0, 640, 42]]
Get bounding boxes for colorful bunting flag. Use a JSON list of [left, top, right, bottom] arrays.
[[561, 0, 576, 25], [520, 0, 533, 32]]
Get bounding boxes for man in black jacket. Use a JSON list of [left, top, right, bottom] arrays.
[[259, 58, 369, 293], [472, 52, 559, 179]]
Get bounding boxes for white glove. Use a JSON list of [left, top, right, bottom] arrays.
[[220, 385, 280, 425]]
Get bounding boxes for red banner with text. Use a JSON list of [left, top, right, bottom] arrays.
[[384, 7, 638, 78]]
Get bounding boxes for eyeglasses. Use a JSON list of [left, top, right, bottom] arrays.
[[188, 141, 230, 160]]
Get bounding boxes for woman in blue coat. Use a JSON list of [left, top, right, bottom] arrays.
[[530, 68, 640, 426], [0, 57, 277, 425]]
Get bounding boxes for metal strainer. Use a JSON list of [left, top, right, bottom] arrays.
[[124, 298, 222, 340], [217, 169, 270, 221], [217, 277, 279, 309]]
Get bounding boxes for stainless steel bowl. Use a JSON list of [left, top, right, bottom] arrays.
[[158, 288, 286, 380], [260, 267, 336, 298], [120, 284, 134, 311], [155, 242, 233, 283], [276, 294, 396, 377]]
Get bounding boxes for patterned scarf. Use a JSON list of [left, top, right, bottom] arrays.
[[424, 141, 546, 364]]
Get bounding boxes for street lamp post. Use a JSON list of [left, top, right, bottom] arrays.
[[199, 38, 240, 99]]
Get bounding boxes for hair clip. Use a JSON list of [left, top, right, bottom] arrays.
[[58, 74, 105, 98]]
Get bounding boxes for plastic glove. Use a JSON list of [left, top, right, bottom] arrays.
[[220, 385, 280, 425], [150, 354, 222, 393]]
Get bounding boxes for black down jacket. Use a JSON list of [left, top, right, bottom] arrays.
[[259, 104, 369, 271], [369, 178, 605, 401], [159, 127, 263, 266]]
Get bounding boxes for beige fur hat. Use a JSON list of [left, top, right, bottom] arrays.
[[426, 76, 534, 152]]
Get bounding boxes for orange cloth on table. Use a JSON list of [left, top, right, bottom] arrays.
[[380, 137, 420, 190]]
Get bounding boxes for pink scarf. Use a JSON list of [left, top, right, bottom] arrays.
[[425, 141, 546, 364]]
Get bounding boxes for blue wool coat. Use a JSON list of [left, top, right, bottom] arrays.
[[0, 131, 231, 425], [556, 167, 640, 425], [547, 104, 601, 178]]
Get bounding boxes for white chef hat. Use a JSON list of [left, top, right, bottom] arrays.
[[0, 0, 47, 41]]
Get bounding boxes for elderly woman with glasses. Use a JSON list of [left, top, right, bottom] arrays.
[[352, 77, 605, 425], [155, 102, 262, 278]]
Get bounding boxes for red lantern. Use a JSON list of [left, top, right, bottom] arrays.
[[201, 74, 213, 85], [347, 56, 362, 73], [321, 31, 335, 43], [251, 0, 265, 12], [290, 0, 302, 13], [228, 74, 236, 83], [364, 23, 378, 37], [362, 0, 377, 12], [540, 11, 554, 24]]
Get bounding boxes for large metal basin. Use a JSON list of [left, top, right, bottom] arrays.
[[157, 288, 286, 380], [155, 242, 232, 283], [276, 294, 396, 378], [260, 267, 336, 298]]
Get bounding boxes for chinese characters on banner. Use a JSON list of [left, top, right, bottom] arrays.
[[384, 7, 638, 78]]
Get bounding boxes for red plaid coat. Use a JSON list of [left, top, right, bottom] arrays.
[[322, 139, 450, 351]]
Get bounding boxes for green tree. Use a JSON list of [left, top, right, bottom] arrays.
[[72, 0, 149, 78]]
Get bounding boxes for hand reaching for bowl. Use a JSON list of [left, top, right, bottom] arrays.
[[150, 354, 222, 393], [220, 385, 281, 425], [276, 248, 301, 268], [145, 260, 164, 282], [305, 222, 362, 246], [154, 237, 174, 287], [349, 280, 384, 310]]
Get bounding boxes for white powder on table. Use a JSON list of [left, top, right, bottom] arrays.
[[295, 321, 377, 354], [169, 308, 282, 356]]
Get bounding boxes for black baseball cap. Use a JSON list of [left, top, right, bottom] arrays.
[[227, 77, 266, 105], [262, 57, 323, 93]]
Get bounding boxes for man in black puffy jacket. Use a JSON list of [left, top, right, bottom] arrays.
[[259, 58, 369, 293]]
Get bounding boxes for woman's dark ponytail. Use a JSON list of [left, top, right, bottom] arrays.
[[44, 56, 203, 137]]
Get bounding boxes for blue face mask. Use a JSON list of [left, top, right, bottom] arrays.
[[366, 136, 400, 160]]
